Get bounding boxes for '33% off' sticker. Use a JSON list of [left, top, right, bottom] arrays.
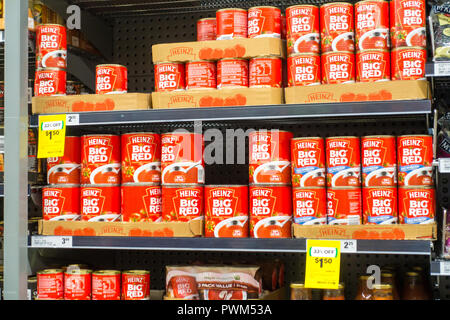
[[305, 239, 341, 289], [37, 114, 66, 158]]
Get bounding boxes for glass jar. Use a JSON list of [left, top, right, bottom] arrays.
[[354, 275, 372, 300], [401, 271, 429, 300], [323, 283, 345, 300], [290, 282, 312, 300], [381, 272, 399, 300], [372, 284, 394, 300]]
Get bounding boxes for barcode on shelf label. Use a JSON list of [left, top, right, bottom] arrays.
[[66, 114, 79, 126], [439, 158, 450, 173], [31, 236, 72, 248], [341, 240, 357, 253], [440, 261, 450, 275], [435, 63, 450, 76]]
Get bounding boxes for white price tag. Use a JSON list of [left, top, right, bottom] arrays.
[[439, 158, 450, 173], [435, 63, 450, 76], [441, 261, 450, 275], [31, 236, 72, 248], [341, 240, 357, 253], [66, 114, 79, 126]]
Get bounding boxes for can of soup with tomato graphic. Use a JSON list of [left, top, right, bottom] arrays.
[[161, 132, 204, 185], [204, 185, 249, 238], [42, 185, 80, 221], [80, 184, 121, 222], [162, 184, 204, 222], [356, 49, 391, 82], [37, 269, 64, 300], [291, 137, 326, 187], [390, 0, 426, 48], [47, 136, 81, 184], [327, 187, 362, 225], [197, 18, 217, 41], [64, 268, 92, 300], [186, 60, 217, 90], [249, 184, 292, 238], [81, 134, 121, 185], [398, 186, 435, 224], [361, 135, 397, 187], [92, 270, 121, 301], [249, 130, 293, 185], [36, 23, 67, 69], [154, 62, 186, 92], [121, 183, 162, 222], [217, 58, 249, 89], [326, 136, 361, 187], [355, 0, 390, 51], [363, 186, 398, 224], [95, 64, 128, 94], [121, 270, 150, 300], [248, 6, 281, 38], [321, 51, 356, 84], [121, 132, 161, 184], [216, 8, 248, 40], [397, 134, 433, 186], [390, 46, 426, 80], [34, 67, 66, 96], [320, 2, 355, 53], [293, 187, 327, 225], [287, 53, 321, 86], [286, 5, 320, 54], [249, 56, 282, 88]]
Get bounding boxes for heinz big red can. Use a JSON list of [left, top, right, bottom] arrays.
[[291, 137, 326, 187], [326, 136, 361, 187], [398, 186, 435, 224]]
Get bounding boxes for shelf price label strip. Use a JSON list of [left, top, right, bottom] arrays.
[[31, 235, 73, 248], [305, 239, 342, 289], [37, 114, 67, 158]]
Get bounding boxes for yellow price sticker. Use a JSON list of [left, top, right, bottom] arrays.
[[304, 239, 341, 289], [37, 114, 66, 158]]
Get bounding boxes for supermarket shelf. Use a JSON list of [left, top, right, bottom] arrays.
[[29, 99, 432, 127], [426, 61, 450, 77], [28, 235, 432, 255]]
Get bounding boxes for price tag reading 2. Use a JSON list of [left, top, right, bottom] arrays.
[[37, 114, 66, 158], [305, 239, 341, 289]]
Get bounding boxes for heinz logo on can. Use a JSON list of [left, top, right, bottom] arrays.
[[398, 186, 435, 224], [287, 54, 321, 86], [391, 47, 426, 80], [327, 187, 362, 225], [80, 184, 121, 222], [397, 135, 433, 186], [36, 24, 67, 69], [34, 68, 66, 96], [293, 187, 326, 225], [355, 0, 390, 51], [42, 185, 80, 221], [286, 5, 320, 54], [162, 185, 204, 222], [363, 187, 398, 224], [321, 51, 355, 84], [320, 2, 355, 53], [361, 135, 397, 187], [326, 136, 361, 187], [121, 183, 162, 222], [121, 271, 150, 300], [204, 185, 249, 238], [154, 62, 185, 92], [390, 0, 426, 48], [95, 64, 128, 94], [248, 6, 281, 38], [291, 137, 326, 187], [356, 50, 391, 82], [47, 136, 81, 184]]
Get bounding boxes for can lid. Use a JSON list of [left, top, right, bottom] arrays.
[[65, 268, 92, 275], [36, 67, 65, 72], [326, 136, 359, 139], [93, 270, 121, 275], [292, 136, 323, 140], [187, 60, 216, 63], [391, 46, 426, 51], [96, 64, 127, 68], [249, 6, 280, 10], [250, 56, 282, 60], [37, 269, 64, 274], [398, 185, 434, 189], [397, 134, 432, 137], [122, 132, 159, 135], [288, 53, 320, 58], [44, 184, 80, 188], [286, 4, 318, 10], [321, 2, 353, 7], [217, 8, 247, 12], [198, 17, 216, 21], [290, 282, 306, 289], [362, 135, 395, 138], [37, 23, 65, 28], [123, 270, 150, 275], [155, 61, 184, 65]]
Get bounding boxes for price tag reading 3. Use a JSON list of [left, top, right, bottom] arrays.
[[305, 239, 341, 289], [31, 236, 72, 248], [37, 114, 66, 158]]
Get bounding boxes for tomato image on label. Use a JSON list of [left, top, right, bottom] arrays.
[[80, 185, 121, 222], [286, 5, 320, 54], [122, 184, 162, 222], [326, 136, 361, 187], [291, 137, 326, 187], [397, 135, 433, 186], [355, 0, 390, 51], [248, 6, 281, 38], [390, 0, 426, 48], [327, 187, 362, 225], [320, 2, 355, 53]]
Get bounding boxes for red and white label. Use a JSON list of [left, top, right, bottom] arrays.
[[321, 51, 355, 84], [34, 68, 66, 96], [155, 62, 185, 91], [287, 54, 321, 86], [356, 50, 390, 82]]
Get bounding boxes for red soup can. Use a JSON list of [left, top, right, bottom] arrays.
[[249, 184, 292, 238], [92, 270, 121, 301], [391, 47, 426, 80], [36, 24, 67, 69], [161, 132, 204, 185], [397, 134, 433, 186], [355, 0, 390, 51], [42, 185, 80, 221], [287, 53, 321, 86], [121, 132, 161, 184], [390, 0, 426, 48], [249, 57, 282, 88], [363, 186, 398, 224], [327, 187, 362, 225], [47, 136, 81, 184], [248, 6, 281, 38], [162, 185, 204, 222], [204, 185, 249, 238], [356, 49, 391, 82], [326, 136, 361, 187], [293, 187, 327, 225], [320, 2, 355, 53], [80, 184, 121, 222], [186, 60, 217, 90], [81, 134, 121, 185], [95, 64, 128, 94], [361, 135, 397, 187], [286, 5, 320, 54], [34, 67, 66, 96], [121, 183, 162, 222], [291, 137, 326, 187], [216, 8, 248, 40], [37, 269, 64, 300], [197, 18, 217, 41], [398, 186, 435, 224], [249, 130, 293, 185], [322, 51, 356, 84], [64, 268, 92, 300], [122, 270, 150, 300], [217, 58, 249, 88], [154, 62, 186, 92]]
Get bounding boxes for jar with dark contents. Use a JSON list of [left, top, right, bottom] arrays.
[[372, 284, 393, 300], [290, 282, 312, 300], [322, 283, 345, 300]]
